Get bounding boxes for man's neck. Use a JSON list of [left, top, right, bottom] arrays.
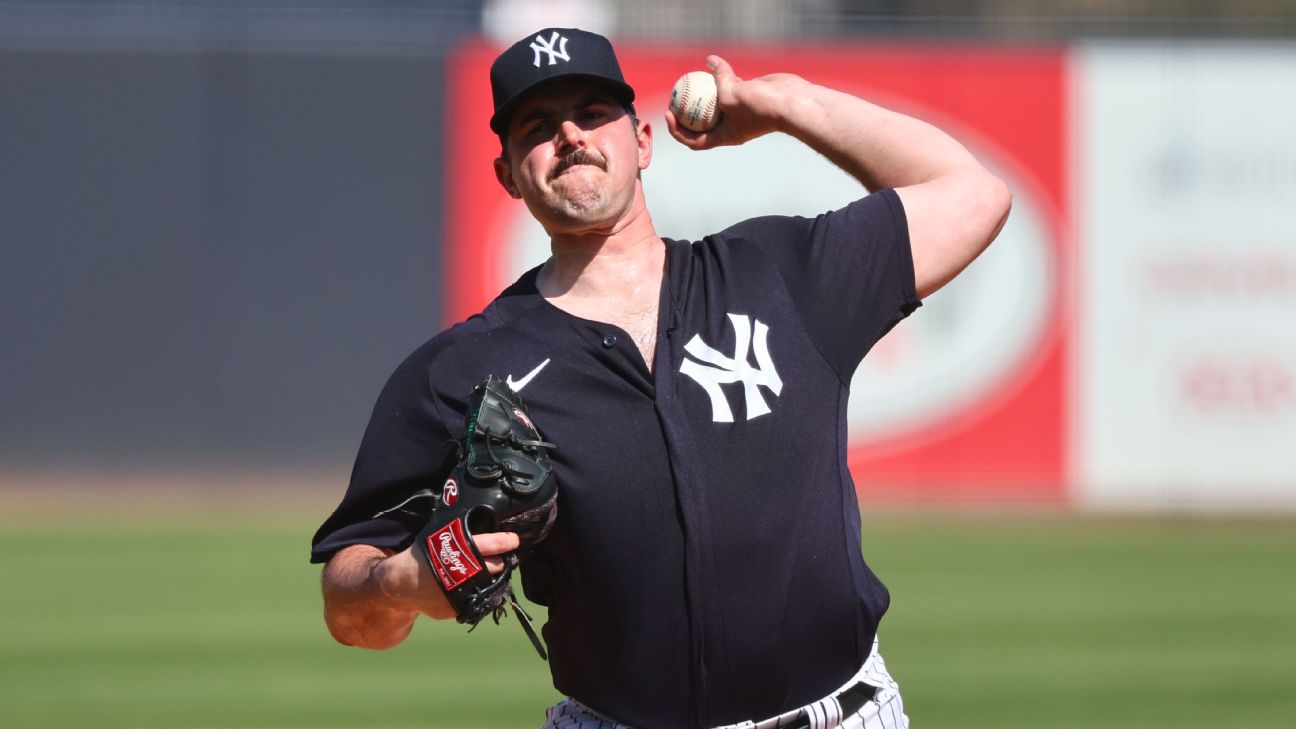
[[536, 197, 666, 370], [537, 203, 664, 303]]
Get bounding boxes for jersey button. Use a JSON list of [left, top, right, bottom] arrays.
[[602, 334, 617, 348]]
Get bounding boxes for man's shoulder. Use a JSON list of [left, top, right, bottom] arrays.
[[671, 213, 816, 274], [706, 212, 814, 247], [398, 317, 488, 372], [701, 192, 901, 247], [398, 307, 518, 373], [387, 271, 547, 386]]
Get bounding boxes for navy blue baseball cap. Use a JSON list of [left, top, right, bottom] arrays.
[[490, 27, 636, 135]]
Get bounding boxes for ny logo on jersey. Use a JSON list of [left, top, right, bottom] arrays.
[[679, 313, 783, 423], [529, 31, 571, 67]]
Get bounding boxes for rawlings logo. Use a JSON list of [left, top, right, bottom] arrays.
[[427, 521, 481, 591], [438, 533, 468, 574], [512, 408, 534, 432], [442, 477, 459, 506]]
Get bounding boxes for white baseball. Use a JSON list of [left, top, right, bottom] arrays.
[[669, 71, 721, 133]]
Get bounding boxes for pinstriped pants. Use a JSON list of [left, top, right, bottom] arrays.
[[543, 639, 909, 729]]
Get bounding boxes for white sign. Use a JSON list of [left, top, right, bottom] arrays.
[[1074, 44, 1296, 509]]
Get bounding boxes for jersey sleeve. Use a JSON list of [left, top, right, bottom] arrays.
[[722, 188, 921, 382], [309, 342, 457, 564]]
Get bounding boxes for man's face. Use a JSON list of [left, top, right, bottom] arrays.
[[494, 79, 651, 235]]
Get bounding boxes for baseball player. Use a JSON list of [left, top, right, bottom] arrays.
[[311, 27, 1009, 729]]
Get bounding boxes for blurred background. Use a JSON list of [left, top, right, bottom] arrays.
[[1, 1, 1294, 728]]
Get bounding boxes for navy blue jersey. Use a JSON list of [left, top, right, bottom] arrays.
[[311, 189, 920, 729]]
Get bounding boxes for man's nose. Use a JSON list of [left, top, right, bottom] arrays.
[[556, 118, 585, 150]]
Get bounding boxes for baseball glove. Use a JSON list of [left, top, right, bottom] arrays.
[[376, 375, 557, 658]]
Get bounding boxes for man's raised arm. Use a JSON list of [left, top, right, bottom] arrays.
[[666, 56, 1011, 299]]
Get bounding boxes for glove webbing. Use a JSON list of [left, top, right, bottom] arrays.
[[464, 581, 547, 660]]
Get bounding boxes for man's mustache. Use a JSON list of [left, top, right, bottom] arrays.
[[548, 150, 606, 181]]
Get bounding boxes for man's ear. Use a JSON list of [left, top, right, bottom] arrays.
[[493, 155, 522, 199], [637, 121, 653, 171]]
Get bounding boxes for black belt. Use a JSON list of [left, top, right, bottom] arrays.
[[785, 682, 877, 729]]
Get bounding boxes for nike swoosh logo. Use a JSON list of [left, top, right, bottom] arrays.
[[506, 358, 551, 392]]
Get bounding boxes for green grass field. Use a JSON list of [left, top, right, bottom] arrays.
[[2, 512, 1293, 728]]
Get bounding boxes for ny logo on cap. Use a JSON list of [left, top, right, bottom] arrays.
[[530, 31, 571, 67]]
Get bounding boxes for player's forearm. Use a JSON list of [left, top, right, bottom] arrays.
[[774, 79, 983, 193], [321, 545, 419, 650]]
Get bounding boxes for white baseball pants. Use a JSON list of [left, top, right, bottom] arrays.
[[542, 639, 909, 729]]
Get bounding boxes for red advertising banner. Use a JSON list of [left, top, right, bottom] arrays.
[[444, 41, 1068, 504]]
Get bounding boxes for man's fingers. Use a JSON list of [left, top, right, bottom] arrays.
[[707, 55, 740, 96], [707, 54, 733, 79], [473, 532, 520, 576], [665, 108, 707, 149], [472, 531, 521, 556]]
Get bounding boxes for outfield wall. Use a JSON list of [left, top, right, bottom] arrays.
[[1, 32, 1291, 511]]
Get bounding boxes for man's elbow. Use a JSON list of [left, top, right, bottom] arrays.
[[325, 619, 400, 651], [948, 165, 1012, 251], [319, 547, 415, 651], [909, 169, 1012, 299], [323, 599, 414, 651], [324, 614, 362, 648], [963, 169, 1012, 262], [983, 172, 1012, 244]]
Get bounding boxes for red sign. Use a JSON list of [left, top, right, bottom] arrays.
[[443, 41, 1069, 504]]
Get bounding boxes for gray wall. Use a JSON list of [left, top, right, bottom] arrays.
[[0, 12, 479, 472]]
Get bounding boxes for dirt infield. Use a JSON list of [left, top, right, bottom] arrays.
[[0, 467, 350, 524], [9, 466, 1295, 520]]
